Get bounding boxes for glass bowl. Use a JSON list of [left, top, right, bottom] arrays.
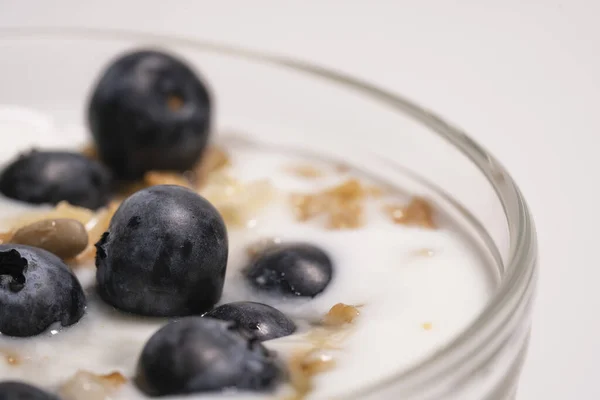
[[0, 27, 537, 400]]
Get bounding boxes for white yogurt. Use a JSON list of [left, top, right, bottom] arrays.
[[0, 115, 494, 400]]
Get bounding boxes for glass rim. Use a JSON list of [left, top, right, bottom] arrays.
[[0, 26, 538, 397]]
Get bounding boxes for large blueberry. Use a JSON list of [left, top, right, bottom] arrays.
[[0, 150, 111, 210], [88, 49, 212, 181], [244, 243, 333, 298], [0, 381, 59, 399], [136, 317, 284, 396], [95, 185, 228, 316], [0, 245, 86, 337], [204, 301, 296, 341]]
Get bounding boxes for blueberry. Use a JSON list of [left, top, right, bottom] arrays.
[[0, 150, 111, 210], [88, 49, 212, 181], [136, 317, 284, 396], [96, 185, 227, 316], [244, 243, 333, 298], [0, 381, 59, 399], [0, 245, 86, 337], [204, 301, 296, 341]]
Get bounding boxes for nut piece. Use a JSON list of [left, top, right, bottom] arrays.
[[60, 370, 127, 400], [322, 303, 360, 327], [12, 218, 89, 259], [5, 201, 95, 231], [5, 201, 121, 267]]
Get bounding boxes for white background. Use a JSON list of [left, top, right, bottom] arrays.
[[1, 1, 598, 398]]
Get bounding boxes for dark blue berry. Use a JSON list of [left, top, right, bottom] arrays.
[[88, 49, 212, 181], [95, 185, 227, 316], [204, 301, 296, 341], [0, 381, 59, 399], [136, 317, 284, 396], [244, 243, 333, 298], [0, 150, 111, 210], [0, 245, 86, 337]]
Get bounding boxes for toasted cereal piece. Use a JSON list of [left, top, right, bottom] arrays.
[[322, 303, 361, 327], [60, 370, 127, 400], [384, 197, 436, 229], [285, 164, 324, 179]]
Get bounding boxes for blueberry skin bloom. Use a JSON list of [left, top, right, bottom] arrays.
[[204, 301, 296, 341], [136, 317, 284, 396], [0, 381, 60, 399], [0, 245, 86, 337], [95, 185, 228, 316], [0, 150, 112, 210], [88, 49, 212, 181]]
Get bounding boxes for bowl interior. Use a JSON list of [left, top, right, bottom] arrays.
[[0, 30, 528, 398]]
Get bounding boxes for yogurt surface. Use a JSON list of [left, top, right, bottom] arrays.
[[0, 110, 494, 400]]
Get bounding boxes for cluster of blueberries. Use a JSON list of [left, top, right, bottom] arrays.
[[0, 50, 334, 398]]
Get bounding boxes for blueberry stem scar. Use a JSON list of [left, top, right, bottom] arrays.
[[0, 249, 28, 292], [95, 232, 109, 262]]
